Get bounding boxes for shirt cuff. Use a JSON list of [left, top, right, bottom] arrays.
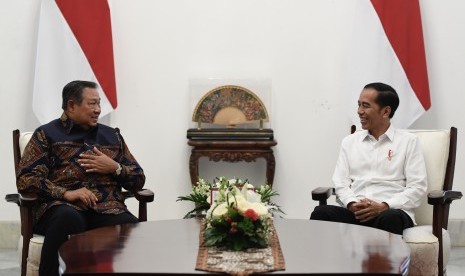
[[341, 196, 359, 208], [51, 186, 68, 200]]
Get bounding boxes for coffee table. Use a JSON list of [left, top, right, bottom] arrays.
[[59, 219, 410, 275]]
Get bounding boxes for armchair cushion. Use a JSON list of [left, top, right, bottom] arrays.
[[406, 237, 438, 276], [26, 236, 43, 276], [411, 130, 449, 226], [403, 225, 438, 243], [403, 225, 451, 276], [17, 235, 43, 276], [19, 132, 34, 157]]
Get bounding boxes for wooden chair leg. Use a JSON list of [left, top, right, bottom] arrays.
[[20, 202, 34, 276], [432, 204, 445, 276], [21, 236, 29, 276], [138, 202, 147, 222]]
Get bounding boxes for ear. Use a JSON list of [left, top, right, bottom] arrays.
[[383, 106, 391, 118], [67, 100, 76, 112]]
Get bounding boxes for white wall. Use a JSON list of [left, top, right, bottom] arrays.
[[1, 0, 464, 222]]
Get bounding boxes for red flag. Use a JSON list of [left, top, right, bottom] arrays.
[[346, 0, 430, 128], [33, 0, 117, 124]]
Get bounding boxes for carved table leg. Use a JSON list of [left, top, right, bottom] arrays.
[[189, 151, 201, 186], [265, 151, 276, 187]]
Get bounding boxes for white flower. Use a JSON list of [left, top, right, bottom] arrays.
[[243, 183, 254, 189], [241, 184, 261, 203], [179, 176, 281, 219], [212, 202, 228, 217], [231, 191, 268, 217], [249, 202, 268, 216], [193, 180, 211, 197], [235, 196, 252, 213]]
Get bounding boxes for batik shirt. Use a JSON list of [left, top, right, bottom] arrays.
[[17, 113, 146, 223]]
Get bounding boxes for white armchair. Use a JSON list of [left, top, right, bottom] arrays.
[[312, 127, 462, 276], [402, 128, 462, 275]]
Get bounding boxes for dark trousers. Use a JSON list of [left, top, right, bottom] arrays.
[[34, 205, 139, 276], [310, 205, 413, 235]]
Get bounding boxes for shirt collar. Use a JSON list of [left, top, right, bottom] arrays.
[[60, 112, 74, 134], [383, 124, 396, 141], [60, 112, 98, 134], [360, 124, 396, 142]]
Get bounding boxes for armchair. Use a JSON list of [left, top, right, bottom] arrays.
[[312, 127, 462, 276], [5, 129, 154, 276]]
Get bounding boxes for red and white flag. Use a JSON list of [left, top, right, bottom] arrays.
[[346, 0, 431, 128], [33, 0, 117, 124]]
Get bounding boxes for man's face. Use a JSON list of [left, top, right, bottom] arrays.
[[357, 88, 388, 131], [68, 87, 101, 129]]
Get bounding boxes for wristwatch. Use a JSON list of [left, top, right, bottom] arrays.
[[115, 163, 122, 176]]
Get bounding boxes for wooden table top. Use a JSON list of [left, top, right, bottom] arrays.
[[60, 218, 410, 275]]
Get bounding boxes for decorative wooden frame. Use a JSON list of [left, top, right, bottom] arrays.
[[192, 85, 269, 126]]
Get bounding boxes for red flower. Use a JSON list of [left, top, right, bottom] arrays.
[[229, 221, 238, 234], [243, 209, 259, 221]]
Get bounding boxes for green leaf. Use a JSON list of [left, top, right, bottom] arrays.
[[237, 218, 254, 235], [204, 228, 227, 246], [182, 205, 209, 219]]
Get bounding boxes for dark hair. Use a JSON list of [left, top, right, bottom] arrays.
[[62, 80, 98, 110], [364, 82, 399, 118]]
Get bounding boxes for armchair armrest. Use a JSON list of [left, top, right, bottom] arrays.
[[5, 192, 38, 245], [6, 192, 38, 276], [427, 190, 463, 205], [122, 188, 155, 222], [134, 189, 155, 203], [5, 192, 39, 207], [5, 193, 20, 205], [311, 187, 334, 206], [122, 189, 154, 203], [427, 189, 462, 240]]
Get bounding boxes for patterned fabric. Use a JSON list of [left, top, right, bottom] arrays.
[[407, 240, 439, 276], [26, 236, 44, 276], [196, 221, 285, 275], [17, 113, 145, 223], [404, 225, 451, 276]]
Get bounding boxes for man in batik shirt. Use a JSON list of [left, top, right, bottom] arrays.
[[17, 80, 146, 276]]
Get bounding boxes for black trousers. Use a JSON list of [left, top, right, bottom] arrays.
[[34, 205, 139, 276], [310, 205, 413, 235]]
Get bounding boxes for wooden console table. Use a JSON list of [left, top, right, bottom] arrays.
[[188, 139, 277, 187]]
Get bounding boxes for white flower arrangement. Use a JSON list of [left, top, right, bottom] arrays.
[[177, 176, 283, 219]]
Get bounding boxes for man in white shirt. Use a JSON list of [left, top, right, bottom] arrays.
[[310, 82, 427, 234]]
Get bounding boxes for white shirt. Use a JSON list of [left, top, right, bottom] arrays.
[[333, 125, 427, 224]]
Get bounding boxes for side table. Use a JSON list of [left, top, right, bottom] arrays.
[[188, 139, 277, 187]]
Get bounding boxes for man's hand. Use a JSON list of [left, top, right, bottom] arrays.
[[347, 200, 369, 212], [349, 199, 389, 222], [78, 147, 119, 174], [64, 187, 98, 208]]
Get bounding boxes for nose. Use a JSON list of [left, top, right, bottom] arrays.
[[357, 106, 364, 115], [94, 104, 101, 114]]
